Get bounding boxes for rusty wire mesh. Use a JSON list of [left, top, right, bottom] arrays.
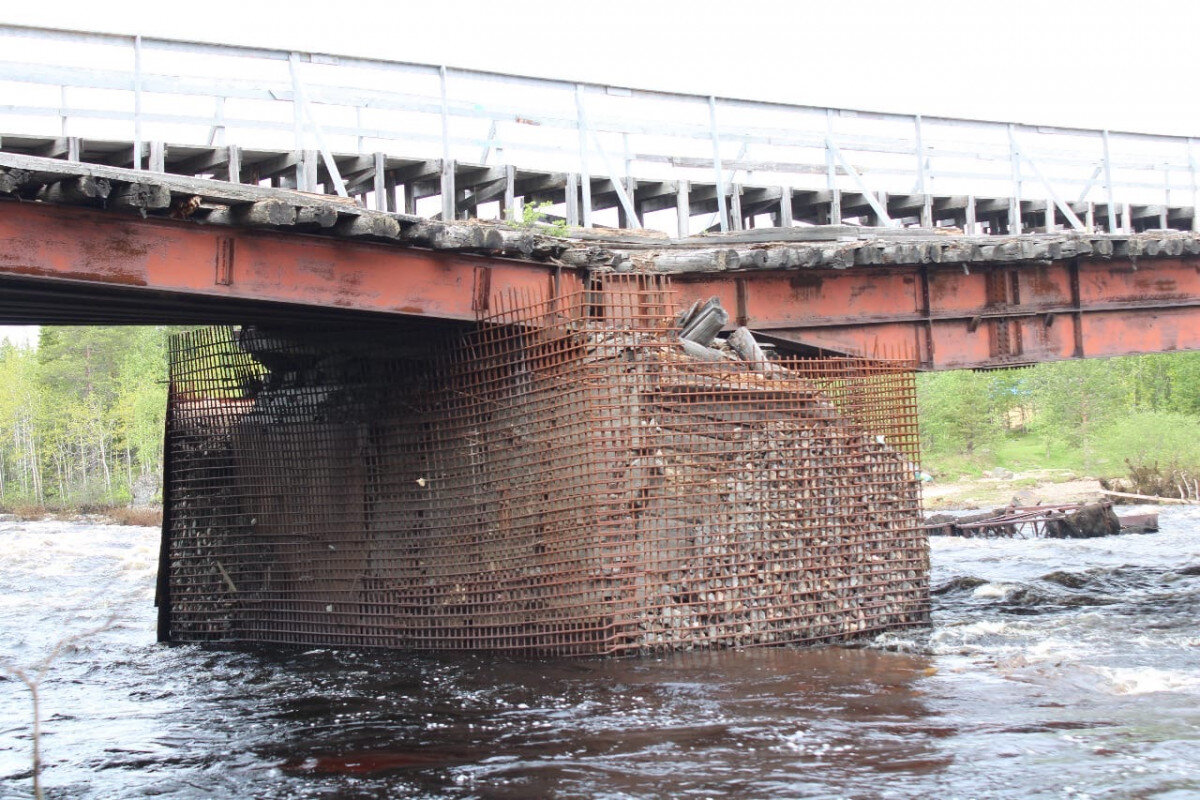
[[163, 274, 929, 655]]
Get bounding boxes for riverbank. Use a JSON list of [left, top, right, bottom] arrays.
[[922, 468, 1107, 510], [0, 504, 161, 527]]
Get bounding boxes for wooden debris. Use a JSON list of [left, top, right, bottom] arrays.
[[678, 296, 728, 346], [727, 327, 768, 368]]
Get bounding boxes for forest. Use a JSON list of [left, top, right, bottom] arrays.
[[0, 325, 1196, 510], [0, 327, 169, 510], [918, 351, 1200, 483]]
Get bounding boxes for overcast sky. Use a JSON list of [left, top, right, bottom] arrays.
[[4, 0, 1200, 136], [1, 0, 1197, 345]]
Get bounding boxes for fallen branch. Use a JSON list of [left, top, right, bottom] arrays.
[[1098, 488, 1194, 505]]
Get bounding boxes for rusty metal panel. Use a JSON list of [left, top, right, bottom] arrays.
[[1077, 258, 1200, 306], [0, 200, 573, 322], [163, 275, 929, 655]]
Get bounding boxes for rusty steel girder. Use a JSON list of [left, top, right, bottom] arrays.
[[0, 200, 575, 324], [670, 258, 1200, 369], [1, 199, 1200, 369]]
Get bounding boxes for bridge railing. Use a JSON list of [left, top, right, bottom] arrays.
[[0, 23, 1197, 234]]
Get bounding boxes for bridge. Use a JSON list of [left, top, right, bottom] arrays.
[[0, 24, 1198, 369], [2, 23, 1199, 655], [0, 151, 1197, 370]]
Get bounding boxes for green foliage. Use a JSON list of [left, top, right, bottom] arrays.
[[1091, 411, 1200, 474], [917, 369, 1010, 456], [514, 200, 570, 237], [0, 326, 176, 507], [917, 351, 1200, 480]]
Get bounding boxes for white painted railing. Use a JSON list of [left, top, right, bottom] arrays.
[[0, 23, 1197, 233]]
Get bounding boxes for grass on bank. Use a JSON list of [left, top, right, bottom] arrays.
[[921, 410, 1200, 486]]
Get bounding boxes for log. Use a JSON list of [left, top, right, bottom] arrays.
[[0, 167, 33, 195], [333, 211, 402, 239], [1098, 489, 1193, 505], [653, 249, 741, 272], [38, 175, 111, 205], [558, 246, 620, 268], [0, 150, 382, 214], [232, 200, 297, 227], [295, 206, 340, 229], [679, 339, 735, 362], [727, 327, 782, 376], [109, 182, 172, 214]]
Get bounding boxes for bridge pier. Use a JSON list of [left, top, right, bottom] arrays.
[[160, 276, 930, 655]]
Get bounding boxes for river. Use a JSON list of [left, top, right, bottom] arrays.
[[1, 510, 1198, 799]]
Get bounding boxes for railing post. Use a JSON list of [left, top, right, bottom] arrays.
[[825, 109, 841, 224], [132, 35, 143, 170], [59, 86, 68, 138], [1007, 124, 1022, 234], [915, 114, 932, 227], [440, 66, 454, 221], [1102, 129, 1118, 232], [779, 185, 793, 228], [373, 152, 387, 211], [565, 172, 579, 227], [575, 84, 592, 228], [504, 164, 517, 223], [676, 180, 690, 238], [709, 95, 729, 233], [1189, 138, 1199, 232]]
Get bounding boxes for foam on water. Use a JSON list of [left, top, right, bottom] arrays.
[[1, 510, 1198, 798]]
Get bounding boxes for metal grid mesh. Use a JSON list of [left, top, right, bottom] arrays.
[[164, 275, 929, 655]]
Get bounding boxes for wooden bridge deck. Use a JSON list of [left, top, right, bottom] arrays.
[[1, 132, 1195, 239]]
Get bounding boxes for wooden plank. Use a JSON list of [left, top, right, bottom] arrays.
[[504, 164, 516, 223], [373, 152, 386, 211], [564, 172, 579, 227], [676, 180, 690, 238], [227, 145, 241, 184], [730, 184, 743, 231]]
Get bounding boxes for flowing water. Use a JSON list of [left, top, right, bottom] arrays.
[[1, 510, 1199, 799]]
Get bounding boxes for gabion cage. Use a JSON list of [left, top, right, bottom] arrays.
[[162, 275, 929, 655]]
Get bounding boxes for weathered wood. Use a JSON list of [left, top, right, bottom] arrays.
[[38, 175, 111, 204], [0, 167, 33, 195], [0, 151, 383, 214], [653, 249, 743, 272], [333, 211, 402, 239], [727, 326, 768, 367], [234, 200, 297, 227], [295, 205, 340, 228], [678, 338, 734, 362], [679, 297, 729, 346], [676, 180, 690, 238], [109, 182, 172, 213], [1099, 489, 1193, 505]]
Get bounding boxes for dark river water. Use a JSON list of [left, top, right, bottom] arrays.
[[2, 509, 1199, 799]]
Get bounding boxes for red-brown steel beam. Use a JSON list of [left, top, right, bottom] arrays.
[[672, 257, 1200, 369], [0, 200, 575, 322], [3, 199, 1200, 370]]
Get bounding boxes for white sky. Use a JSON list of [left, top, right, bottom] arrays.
[[1, 0, 1197, 345], [3, 0, 1199, 136]]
